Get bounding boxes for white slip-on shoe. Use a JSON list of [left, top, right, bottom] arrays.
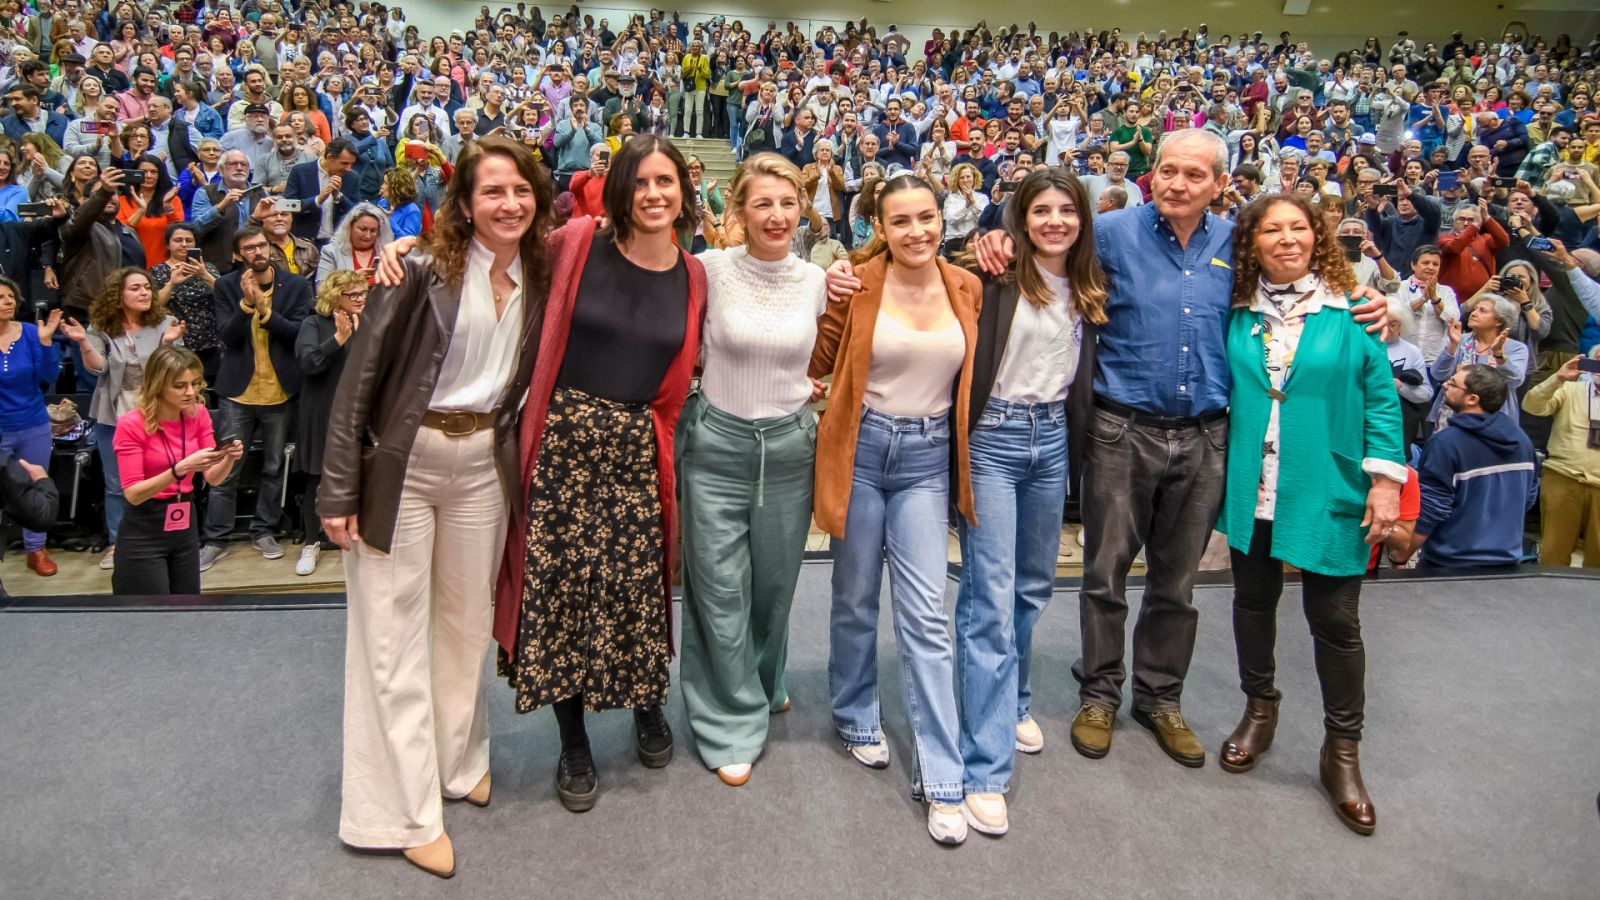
[[927, 802, 969, 845], [962, 793, 1009, 836], [848, 741, 889, 769], [1015, 717, 1045, 754]]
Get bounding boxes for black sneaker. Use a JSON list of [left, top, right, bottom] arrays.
[[634, 705, 674, 768], [556, 742, 598, 812]]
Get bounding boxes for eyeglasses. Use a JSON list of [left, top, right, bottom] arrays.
[[341, 289, 369, 299]]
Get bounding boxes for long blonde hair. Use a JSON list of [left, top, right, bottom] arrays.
[[136, 345, 206, 435]]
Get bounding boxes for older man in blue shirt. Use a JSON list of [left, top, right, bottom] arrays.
[[969, 129, 1389, 769]]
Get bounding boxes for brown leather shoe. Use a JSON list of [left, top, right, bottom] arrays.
[[1320, 736, 1376, 835], [26, 549, 57, 576], [1220, 696, 1280, 773], [1132, 707, 1206, 768], [464, 772, 491, 807], [1069, 704, 1115, 759], [402, 831, 456, 879]]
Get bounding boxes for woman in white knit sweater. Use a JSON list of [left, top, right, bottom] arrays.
[[678, 152, 828, 788]]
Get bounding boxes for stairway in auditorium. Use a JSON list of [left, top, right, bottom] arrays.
[[672, 136, 738, 183]]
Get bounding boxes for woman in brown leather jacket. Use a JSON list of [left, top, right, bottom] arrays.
[[319, 137, 553, 879]]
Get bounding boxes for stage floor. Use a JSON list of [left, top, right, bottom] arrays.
[[2, 566, 1596, 899]]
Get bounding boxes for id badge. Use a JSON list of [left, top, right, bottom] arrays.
[[164, 500, 192, 532]]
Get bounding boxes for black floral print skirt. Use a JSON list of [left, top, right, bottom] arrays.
[[502, 386, 670, 714]]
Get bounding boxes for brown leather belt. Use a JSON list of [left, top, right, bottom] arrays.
[[421, 409, 495, 437]]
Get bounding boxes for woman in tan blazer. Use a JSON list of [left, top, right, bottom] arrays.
[[801, 139, 848, 243], [808, 173, 983, 846]]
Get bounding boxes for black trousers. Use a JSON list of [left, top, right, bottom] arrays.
[[1230, 519, 1366, 741], [1074, 405, 1228, 711], [112, 497, 201, 595]]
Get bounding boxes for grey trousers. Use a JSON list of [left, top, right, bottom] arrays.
[[1073, 405, 1228, 712]]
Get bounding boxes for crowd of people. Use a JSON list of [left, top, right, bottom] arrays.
[[0, 0, 1596, 877]]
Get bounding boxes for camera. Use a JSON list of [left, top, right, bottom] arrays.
[[1371, 183, 1398, 198], [124, 170, 145, 187], [275, 198, 302, 213], [1338, 233, 1364, 261], [1498, 272, 1522, 291]]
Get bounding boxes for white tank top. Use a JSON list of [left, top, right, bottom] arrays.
[[864, 311, 965, 418]]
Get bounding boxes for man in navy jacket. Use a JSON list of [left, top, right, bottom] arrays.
[[282, 138, 359, 244], [199, 227, 312, 570], [1, 85, 69, 147], [1410, 364, 1539, 568]]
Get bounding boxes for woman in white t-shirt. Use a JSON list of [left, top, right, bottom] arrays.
[[953, 167, 1108, 837]]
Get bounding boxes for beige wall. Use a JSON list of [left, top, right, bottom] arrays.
[[405, 1, 1600, 58]]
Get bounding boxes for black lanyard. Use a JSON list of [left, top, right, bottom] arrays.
[[156, 414, 189, 498]]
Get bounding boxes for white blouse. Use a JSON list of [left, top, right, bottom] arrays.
[[991, 264, 1082, 405], [429, 239, 523, 414]]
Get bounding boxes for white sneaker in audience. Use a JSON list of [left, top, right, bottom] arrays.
[[198, 544, 228, 572], [253, 535, 285, 560], [962, 793, 1009, 836], [296, 544, 321, 576], [98, 545, 115, 570], [927, 802, 969, 845], [848, 741, 890, 769], [1015, 717, 1044, 754]]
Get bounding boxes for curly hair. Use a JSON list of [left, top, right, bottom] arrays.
[[89, 267, 169, 337], [421, 136, 553, 302], [1229, 193, 1354, 308], [383, 166, 418, 205]]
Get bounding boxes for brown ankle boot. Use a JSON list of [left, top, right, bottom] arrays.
[[1219, 696, 1279, 773], [1320, 736, 1376, 835]]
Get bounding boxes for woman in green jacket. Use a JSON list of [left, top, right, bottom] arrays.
[[1216, 193, 1404, 837]]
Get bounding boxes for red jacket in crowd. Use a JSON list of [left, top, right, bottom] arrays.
[[1437, 217, 1510, 301]]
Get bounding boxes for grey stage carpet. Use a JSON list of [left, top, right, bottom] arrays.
[[1, 568, 1597, 899]]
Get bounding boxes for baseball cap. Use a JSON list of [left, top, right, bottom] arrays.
[[1358, 132, 1377, 145], [244, 103, 272, 115]]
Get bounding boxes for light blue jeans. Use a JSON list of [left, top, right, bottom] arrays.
[[828, 407, 963, 805], [955, 398, 1068, 794], [93, 421, 125, 544]]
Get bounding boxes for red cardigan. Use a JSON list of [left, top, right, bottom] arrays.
[[492, 217, 706, 659]]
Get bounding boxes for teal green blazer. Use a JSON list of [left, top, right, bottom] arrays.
[[1219, 298, 1405, 577]]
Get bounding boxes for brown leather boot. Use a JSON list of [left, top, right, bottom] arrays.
[[1219, 696, 1279, 773], [1320, 736, 1376, 835]]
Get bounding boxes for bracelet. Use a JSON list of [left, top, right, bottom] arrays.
[[171, 464, 181, 480]]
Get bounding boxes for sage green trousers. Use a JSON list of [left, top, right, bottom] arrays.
[[676, 393, 816, 769]]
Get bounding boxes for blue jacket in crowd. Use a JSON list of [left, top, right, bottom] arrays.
[[1416, 412, 1539, 568]]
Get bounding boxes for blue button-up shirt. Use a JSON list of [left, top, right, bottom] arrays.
[[1092, 203, 1235, 417]]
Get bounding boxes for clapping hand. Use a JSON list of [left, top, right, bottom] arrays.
[[163, 319, 187, 344], [36, 309, 62, 345], [333, 308, 358, 342], [59, 316, 88, 344]]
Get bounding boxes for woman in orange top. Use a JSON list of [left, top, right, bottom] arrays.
[[116, 155, 184, 266], [281, 84, 332, 143]]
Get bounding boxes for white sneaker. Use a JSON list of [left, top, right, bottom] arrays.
[[295, 543, 321, 576], [927, 802, 968, 845], [848, 741, 889, 769], [1015, 717, 1044, 754], [962, 793, 1009, 836], [98, 545, 115, 570]]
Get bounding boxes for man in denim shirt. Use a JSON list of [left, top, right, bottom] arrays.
[[970, 129, 1389, 769]]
